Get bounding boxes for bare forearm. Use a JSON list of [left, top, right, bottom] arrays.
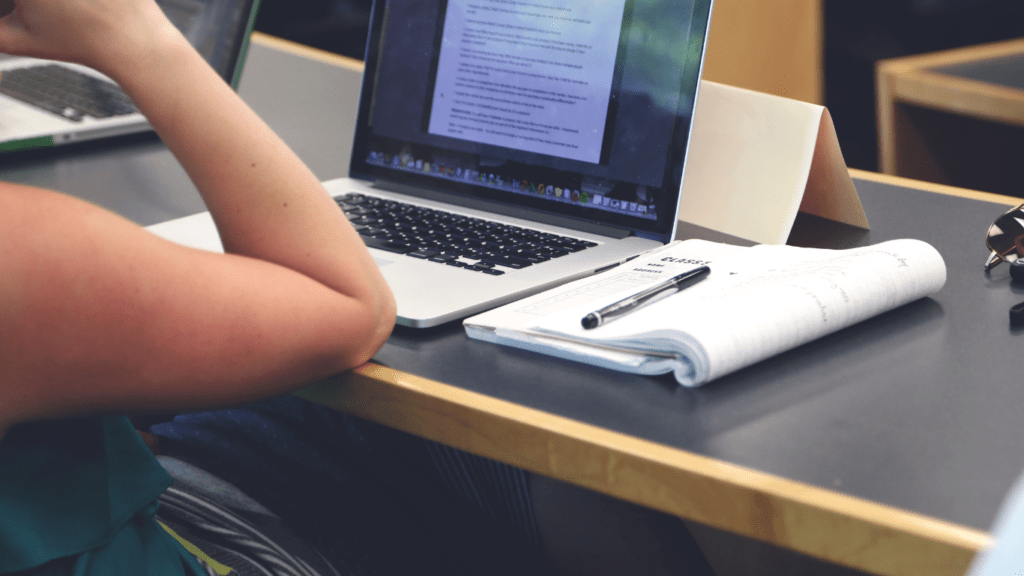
[[100, 33, 388, 308], [0, 0, 396, 430]]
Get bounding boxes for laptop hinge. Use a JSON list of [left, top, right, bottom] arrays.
[[370, 179, 632, 239]]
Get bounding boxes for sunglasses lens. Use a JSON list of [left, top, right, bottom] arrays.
[[987, 205, 1024, 263]]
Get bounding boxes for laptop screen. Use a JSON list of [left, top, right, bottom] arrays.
[[349, 0, 713, 243]]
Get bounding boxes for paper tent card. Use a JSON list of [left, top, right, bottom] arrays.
[[678, 80, 869, 245]]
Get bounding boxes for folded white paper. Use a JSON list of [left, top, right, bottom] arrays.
[[680, 81, 869, 245]]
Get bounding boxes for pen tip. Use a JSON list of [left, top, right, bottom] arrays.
[[582, 313, 599, 329]]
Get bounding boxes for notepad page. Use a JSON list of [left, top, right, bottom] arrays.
[[534, 239, 946, 385], [465, 239, 752, 383]]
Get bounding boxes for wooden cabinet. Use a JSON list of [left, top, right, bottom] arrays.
[[702, 0, 823, 105]]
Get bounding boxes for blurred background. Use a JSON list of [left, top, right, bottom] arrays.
[[823, 0, 1024, 172], [254, 0, 1024, 175]]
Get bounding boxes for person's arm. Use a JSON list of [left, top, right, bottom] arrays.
[[0, 0, 396, 431]]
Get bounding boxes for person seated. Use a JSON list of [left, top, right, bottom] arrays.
[[0, 0, 717, 573], [0, 0, 395, 571]]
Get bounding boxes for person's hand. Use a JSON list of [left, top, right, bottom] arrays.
[[0, 0, 180, 75]]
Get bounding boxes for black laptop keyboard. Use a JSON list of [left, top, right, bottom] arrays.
[[0, 65, 138, 122], [337, 193, 597, 275]]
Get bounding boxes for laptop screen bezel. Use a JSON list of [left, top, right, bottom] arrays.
[[348, 0, 714, 243], [225, 0, 262, 89]]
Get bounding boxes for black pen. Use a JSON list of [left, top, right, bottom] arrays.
[[582, 266, 711, 329]]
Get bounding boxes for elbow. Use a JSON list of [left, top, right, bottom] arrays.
[[369, 284, 397, 358], [343, 284, 397, 369]]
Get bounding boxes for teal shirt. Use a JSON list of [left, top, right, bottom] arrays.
[[0, 416, 206, 575]]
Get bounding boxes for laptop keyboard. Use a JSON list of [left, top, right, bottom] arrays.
[[337, 193, 597, 275], [0, 64, 138, 122]]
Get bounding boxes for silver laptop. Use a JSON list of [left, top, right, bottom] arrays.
[[150, 0, 714, 328], [0, 0, 259, 152]]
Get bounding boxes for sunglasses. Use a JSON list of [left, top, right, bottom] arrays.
[[986, 203, 1024, 270]]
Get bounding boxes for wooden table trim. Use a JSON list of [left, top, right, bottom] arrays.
[[298, 363, 990, 576], [880, 64, 1024, 127], [849, 168, 1021, 206], [876, 38, 1024, 175], [251, 32, 365, 73], [876, 37, 1024, 72]]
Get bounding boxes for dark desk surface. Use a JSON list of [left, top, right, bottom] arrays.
[[373, 174, 1024, 532], [935, 53, 1024, 92], [2, 34, 1018, 576], [298, 172, 1016, 576]]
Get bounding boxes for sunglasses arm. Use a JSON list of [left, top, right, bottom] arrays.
[[986, 251, 1006, 270]]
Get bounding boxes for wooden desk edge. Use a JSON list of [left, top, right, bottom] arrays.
[[298, 362, 990, 576], [877, 37, 1024, 73], [251, 32, 364, 73], [878, 64, 1024, 127], [850, 169, 1020, 206]]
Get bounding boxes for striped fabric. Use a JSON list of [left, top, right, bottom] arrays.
[[150, 395, 552, 575], [422, 441, 541, 554], [155, 458, 343, 576]]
